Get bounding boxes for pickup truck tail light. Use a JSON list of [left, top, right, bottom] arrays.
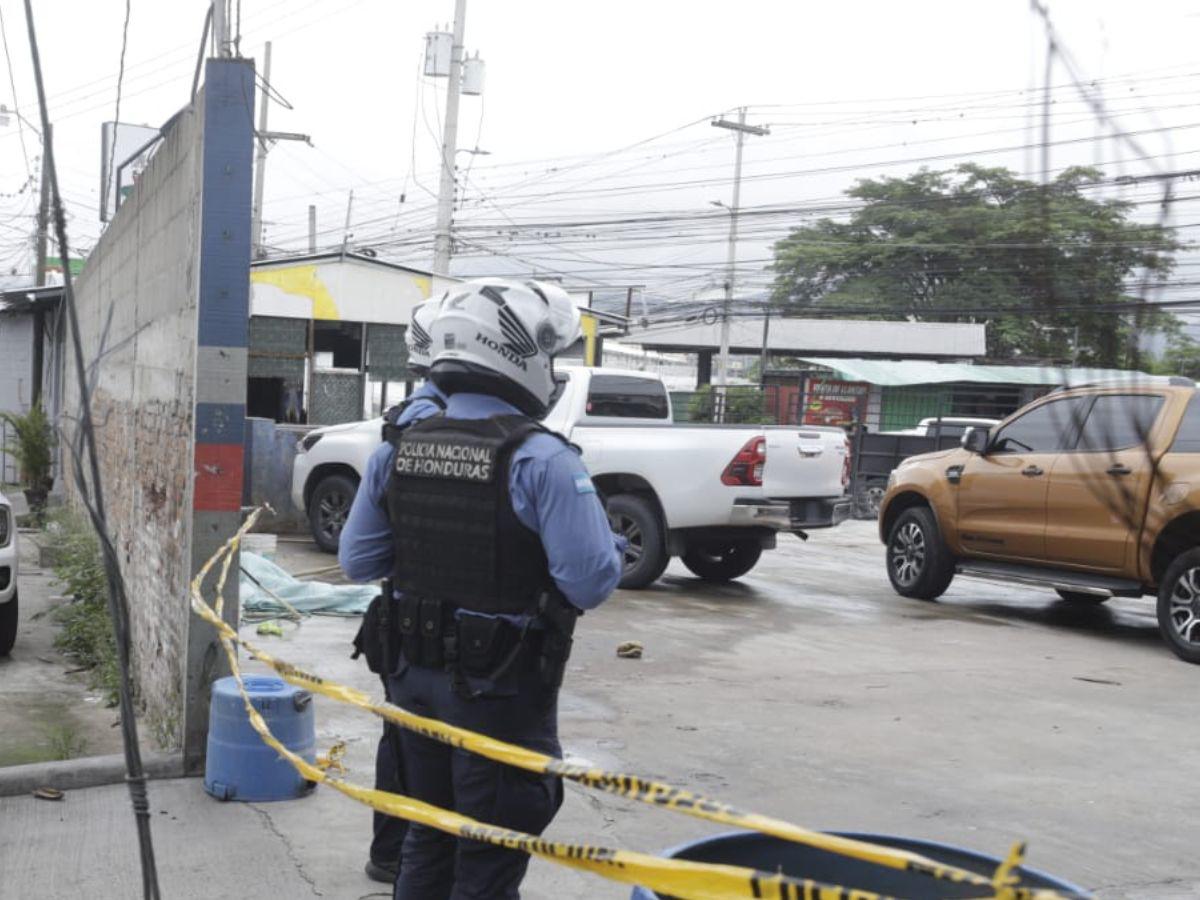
[[721, 437, 766, 487], [842, 436, 852, 489]]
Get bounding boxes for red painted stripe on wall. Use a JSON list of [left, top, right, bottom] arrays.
[[194, 443, 245, 512]]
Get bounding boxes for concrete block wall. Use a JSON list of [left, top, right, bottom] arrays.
[[63, 59, 255, 765]]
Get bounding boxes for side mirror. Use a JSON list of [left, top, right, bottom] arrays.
[[962, 427, 989, 455]]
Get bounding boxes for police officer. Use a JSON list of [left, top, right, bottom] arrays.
[[340, 278, 623, 899], [343, 297, 448, 885]]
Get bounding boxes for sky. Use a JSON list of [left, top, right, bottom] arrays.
[[2, 0, 1199, 325]]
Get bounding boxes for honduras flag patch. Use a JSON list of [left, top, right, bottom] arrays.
[[573, 473, 596, 495]]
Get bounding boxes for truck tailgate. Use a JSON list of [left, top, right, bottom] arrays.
[[761, 427, 847, 499]]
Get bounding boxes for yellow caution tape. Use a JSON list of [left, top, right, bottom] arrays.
[[315, 740, 347, 775], [190, 510, 1080, 900]]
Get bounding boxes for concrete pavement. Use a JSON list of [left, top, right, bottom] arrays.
[[1, 522, 1196, 899], [0, 521, 128, 771]]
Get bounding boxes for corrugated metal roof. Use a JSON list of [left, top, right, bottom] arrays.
[[797, 356, 1166, 387], [622, 318, 986, 358]]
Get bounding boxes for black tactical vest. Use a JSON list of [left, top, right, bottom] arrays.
[[385, 414, 554, 616], [381, 392, 447, 443]]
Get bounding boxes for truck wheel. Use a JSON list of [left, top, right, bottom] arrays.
[[308, 474, 358, 554], [1056, 589, 1109, 605], [606, 494, 668, 590], [886, 507, 955, 600], [854, 481, 887, 520], [0, 592, 17, 656], [681, 541, 762, 582], [1157, 548, 1200, 664]]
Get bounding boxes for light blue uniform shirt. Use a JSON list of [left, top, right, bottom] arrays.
[[386, 381, 446, 428], [338, 391, 623, 611]]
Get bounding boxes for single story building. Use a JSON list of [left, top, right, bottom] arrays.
[[248, 252, 458, 425], [621, 316, 988, 387], [0, 284, 66, 484], [765, 357, 1164, 431], [249, 252, 617, 426]]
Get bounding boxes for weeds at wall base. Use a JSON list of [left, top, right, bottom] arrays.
[[46, 508, 121, 708]]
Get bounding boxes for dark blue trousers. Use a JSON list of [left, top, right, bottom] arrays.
[[371, 715, 408, 867], [388, 657, 563, 900]]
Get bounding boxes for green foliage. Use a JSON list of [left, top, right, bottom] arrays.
[[682, 386, 772, 424], [0, 403, 54, 491], [770, 164, 1179, 366], [48, 508, 119, 707], [1152, 335, 1200, 380]]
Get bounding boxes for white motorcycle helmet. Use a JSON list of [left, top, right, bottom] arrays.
[[405, 298, 441, 377], [429, 278, 581, 416]]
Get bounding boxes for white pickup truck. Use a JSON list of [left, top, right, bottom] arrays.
[[292, 367, 851, 588], [0, 489, 18, 655]]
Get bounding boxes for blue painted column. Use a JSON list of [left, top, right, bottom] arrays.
[[185, 57, 255, 771]]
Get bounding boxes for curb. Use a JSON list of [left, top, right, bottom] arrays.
[[0, 751, 185, 797]]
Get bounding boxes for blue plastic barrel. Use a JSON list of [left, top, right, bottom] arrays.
[[629, 831, 1088, 899], [204, 675, 317, 802]]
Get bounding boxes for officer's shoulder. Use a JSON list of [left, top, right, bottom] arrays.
[[516, 429, 579, 462]]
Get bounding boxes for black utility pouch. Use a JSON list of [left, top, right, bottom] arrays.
[[398, 595, 421, 666], [418, 597, 445, 668], [351, 593, 387, 674], [457, 614, 512, 678], [539, 631, 573, 690]]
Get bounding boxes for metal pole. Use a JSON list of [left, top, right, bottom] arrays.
[[759, 309, 770, 383], [717, 107, 748, 401], [307, 204, 317, 253], [251, 42, 271, 259], [340, 189, 354, 256], [34, 123, 50, 286], [432, 0, 467, 275]]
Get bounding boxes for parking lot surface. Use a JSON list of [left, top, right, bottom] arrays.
[[2, 520, 1195, 898]]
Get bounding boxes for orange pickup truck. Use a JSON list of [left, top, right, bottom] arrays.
[[879, 378, 1200, 663]]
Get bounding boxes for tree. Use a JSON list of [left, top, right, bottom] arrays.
[[769, 164, 1178, 366], [1152, 334, 1200, 380]]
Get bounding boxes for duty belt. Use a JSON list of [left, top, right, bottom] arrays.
[[395, 593, 578, 696]]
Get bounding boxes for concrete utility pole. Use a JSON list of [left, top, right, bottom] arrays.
[[249, 42, 310, 259], [251, 41, 272, 258], [307, 204, 317, 253], [712, 108, 768, 420], [212, 1, 229, 57], [341, 189, 354, 256], [34, 124, 50, 286], [432, 0, 468, 275]]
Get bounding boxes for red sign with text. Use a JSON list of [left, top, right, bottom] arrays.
[[803, 379, 869, 426]]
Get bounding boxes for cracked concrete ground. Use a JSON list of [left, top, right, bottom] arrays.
[[0, 522, 1196, 899], [0, 507, 129, 769]]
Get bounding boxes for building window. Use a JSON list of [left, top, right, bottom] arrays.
[[313, 321, 363, 370]]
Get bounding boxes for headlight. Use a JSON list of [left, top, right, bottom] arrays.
[[887, 470, 897, 490], [0, 505, 10, 548], [300, 432, 323, 452]]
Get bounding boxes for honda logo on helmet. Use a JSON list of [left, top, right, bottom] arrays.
[[475, 331, 529, 371], [410, 319, 433, 353]]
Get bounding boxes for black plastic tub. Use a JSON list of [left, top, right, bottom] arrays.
[[629, 831, 1088, 899]]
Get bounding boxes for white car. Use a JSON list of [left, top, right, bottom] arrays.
[[293, 367, 851, 588], [0, 490, 18, 655]]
